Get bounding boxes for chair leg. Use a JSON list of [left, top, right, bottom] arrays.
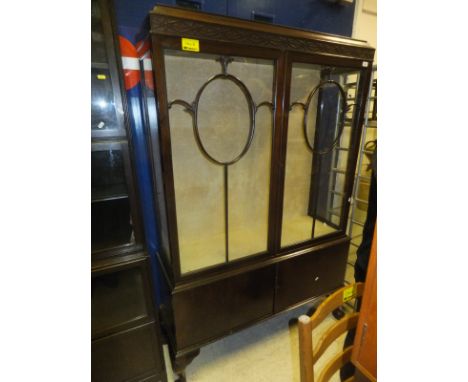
[[298, 315, 314, 382]]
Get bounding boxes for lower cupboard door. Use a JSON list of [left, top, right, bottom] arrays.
[[92, 322, 165, 382], [275, 240, 349, 312]]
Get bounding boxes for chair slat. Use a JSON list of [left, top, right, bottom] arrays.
[[317, 346, 353, 382], [313, 312, 359, 363], [311, 283, 364, 330]]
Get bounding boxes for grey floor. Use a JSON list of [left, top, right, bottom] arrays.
[[162, 301, 348, 382]]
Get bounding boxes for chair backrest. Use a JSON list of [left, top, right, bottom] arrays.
[[298, 283, 364, 382]]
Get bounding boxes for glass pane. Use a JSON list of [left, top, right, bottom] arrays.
[[91, 147, 128, 201], [143, 86, 172, 264], [91, 0, 107, 64], [92, 267, 147, 334], [91, 68, 119, 131], [281, 63, 360, 248], [226, 58, 273, 261], [166, 51, 224, 273], [197, 80, 251, 163], [91, 146, 134, 251], [164, 50, 273, 273], [91, 198, 134, 251]]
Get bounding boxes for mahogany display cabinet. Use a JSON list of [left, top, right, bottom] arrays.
[[91, 0, 166, 380], [146, 4, 375, 376]]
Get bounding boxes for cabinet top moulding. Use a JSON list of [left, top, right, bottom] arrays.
[[150, 5, 374, 61]]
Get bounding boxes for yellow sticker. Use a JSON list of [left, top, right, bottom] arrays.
[[343, 285, 356, 303], [96, 74, 107, 80], [181, 38, 200, 52]]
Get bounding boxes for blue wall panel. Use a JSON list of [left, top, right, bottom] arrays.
[[229, 0, 355, 37], [114, 0, 355, 42], [114, 0, 228, 43], [123, 83, 170, 305], [276, 0, 355, 36], [228, 0, 276, 23]]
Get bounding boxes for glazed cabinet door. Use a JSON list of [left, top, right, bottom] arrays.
[[91, 0, 126, 139], [91, 0, 142, 258], [92, 259, 153, 338], [153, 38, 279, 276], [91, 0, 166, 380], [280, 57, 367, 250]]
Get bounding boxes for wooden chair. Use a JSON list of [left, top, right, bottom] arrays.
[[298, 283, 365, 382]]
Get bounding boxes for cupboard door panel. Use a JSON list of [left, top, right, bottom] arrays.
[[92, 263, 152, 338], [172, 266, 275, 349], [275, 240, 349, 312], [92, 323, 163, 382]]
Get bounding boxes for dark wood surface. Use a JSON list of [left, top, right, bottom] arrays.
[[91, 254, 167, 381], [170, 236, 351, 293], [92, 321, 165, 382], [92, 254, 154, 340], [147, 5, 375, 373], [275, 240, 349, 312], [149, 5, 374, 60], [172, 265, 275, 350]]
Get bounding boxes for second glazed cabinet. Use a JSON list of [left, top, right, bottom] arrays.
[[91, 0, 166, 380], [146, 5, 375, 376]]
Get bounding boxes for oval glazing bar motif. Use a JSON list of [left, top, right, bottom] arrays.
[[290, 80, 348, 155], [168, 55, 274, 264], [168, 55, 274, 166]]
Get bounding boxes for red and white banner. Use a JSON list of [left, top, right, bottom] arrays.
[[136, 38, 154, 91], [119, 36, 140, 90], [119, 36, 155, 91]]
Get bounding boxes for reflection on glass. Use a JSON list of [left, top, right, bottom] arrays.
[[91, 0, 107, 64], [91, 146, 134, 251], [91, 68, 118, 130], [90, 0, 135, 253], [164, 50, 273, 273], [281, 64, 319, 247], [92, 267, 147, 334], [143, 87, 172, 264], [281, 63, 360, 248], [91, 148, 128, 201], [92, 198, 134, 251]]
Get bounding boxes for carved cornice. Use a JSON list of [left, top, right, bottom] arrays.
[[150, 14, 374, 61]]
